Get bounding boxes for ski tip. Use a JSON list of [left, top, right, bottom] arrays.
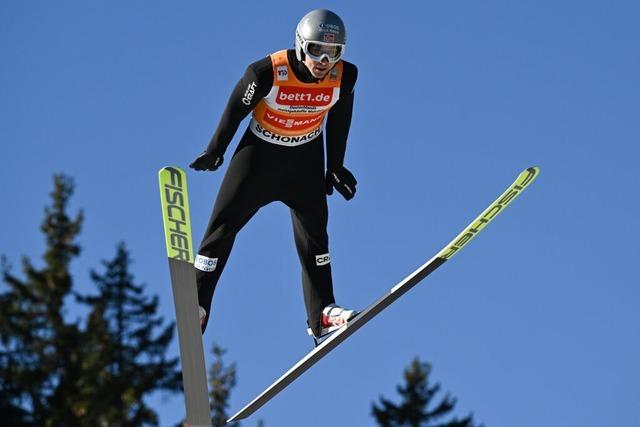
[[527, 166, 541, 174], [158, 165, 186, 176], [514, 166, 540, 189], [524, 166, 541, 179]]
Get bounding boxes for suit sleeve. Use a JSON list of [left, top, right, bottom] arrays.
[[325, 62, 358, 170], [205, 57, 273, 155]]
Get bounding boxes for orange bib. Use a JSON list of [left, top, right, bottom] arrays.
[[249, 50, 343, 146]]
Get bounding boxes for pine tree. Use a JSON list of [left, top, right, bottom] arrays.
[[173, 343, 266, 427], [372, 358, 482, 427], [0, 174, 84, 426], [209, 344, 239, 427], [0, 174, 183, 426], [78, 242, 182, 426]]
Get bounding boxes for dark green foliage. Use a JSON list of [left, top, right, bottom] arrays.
[[0, 174, 84, 426], [372, 358, 482, 427], [0, 174, 181, 426], [200, 343, 265, 427], [209, 344, 239, 427], [77, 242, 182, 426], [172, 343, 264, 427]]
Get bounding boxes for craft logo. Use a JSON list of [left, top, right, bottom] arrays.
[[277, 87, 333, 107], [242, 81, 257, 105], [277, 65, 288, 81], [194, 254, 218, 272], [264, 110, 324, 130], [315, 253, 331, 266], [439, 168, 538, 260], [162, 167, 191, 261]]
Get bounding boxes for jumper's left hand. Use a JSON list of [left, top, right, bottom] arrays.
[[326, 166, 357, 200]]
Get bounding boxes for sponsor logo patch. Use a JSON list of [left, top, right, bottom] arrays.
[[276, 65, 288, 81], [323, 33, 336, 43], [315, 253, 331, 266], [319, 23, 341, 33], [263, 110, 325, 130], [251, 121, 322, 146], [195, 254, 218, 272], [276, 87, 333, 107]]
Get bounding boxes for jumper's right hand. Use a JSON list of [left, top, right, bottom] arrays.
[[189, 151, 224, 171]]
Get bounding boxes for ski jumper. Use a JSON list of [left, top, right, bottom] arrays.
[[195, 49, 357, 336]]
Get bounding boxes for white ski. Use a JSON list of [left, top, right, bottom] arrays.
[[228, 167, 540, 423], [159, 166, 212, 427]]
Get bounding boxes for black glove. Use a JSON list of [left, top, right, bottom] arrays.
[[326, 166, 357, 200], [189, 151, 224, 171]]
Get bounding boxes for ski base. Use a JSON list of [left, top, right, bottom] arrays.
[[227, 167, 540, 423], [159, 166, 212, 427]]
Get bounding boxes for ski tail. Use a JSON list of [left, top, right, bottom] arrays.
[[158, 166, 212, 427]]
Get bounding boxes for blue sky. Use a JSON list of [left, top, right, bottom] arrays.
[[1, 1, 639, 426]]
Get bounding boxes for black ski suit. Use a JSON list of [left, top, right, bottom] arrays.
[[195, 49, 357, 337]]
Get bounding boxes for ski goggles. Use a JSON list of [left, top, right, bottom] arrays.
[[303, 41, 345, 63]]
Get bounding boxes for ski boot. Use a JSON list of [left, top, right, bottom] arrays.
[[307, 303, 360, 346]]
